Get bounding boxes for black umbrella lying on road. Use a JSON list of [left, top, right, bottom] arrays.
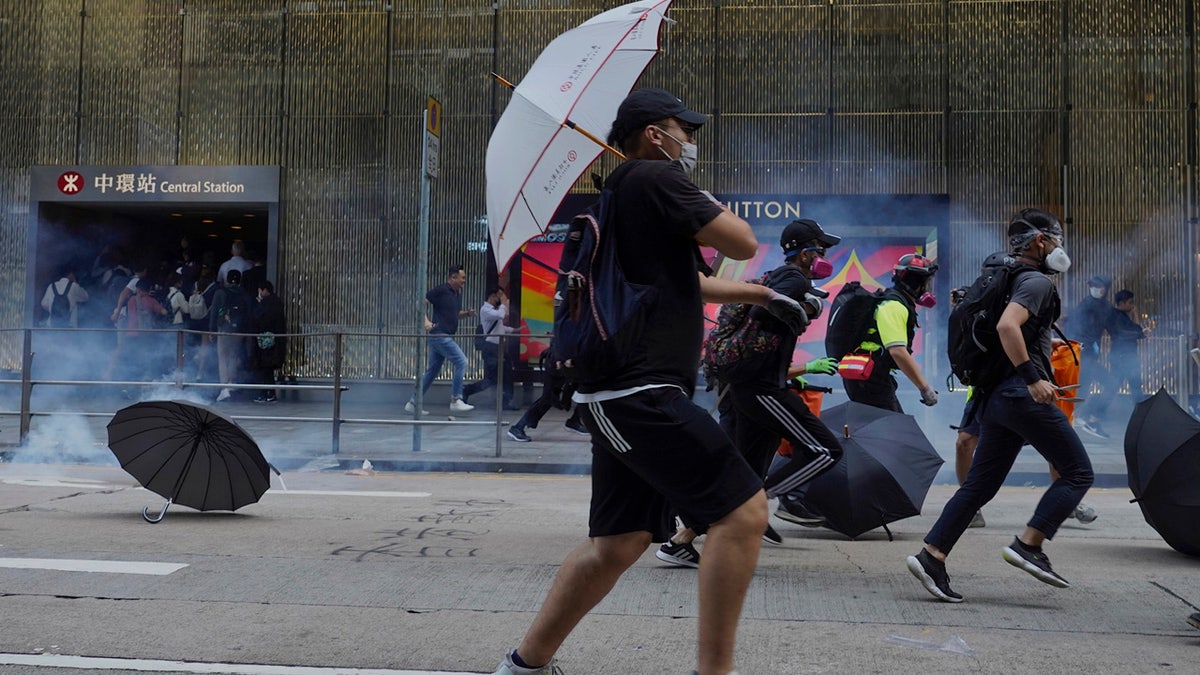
[[1124, 389, 1200, 557], [786, 401, 944, 540], [107, 400, 274, 523]]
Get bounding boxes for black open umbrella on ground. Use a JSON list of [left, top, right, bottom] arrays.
[[107, 400, 273, 523], [791, 401, 943, 540], [1124, 388, 1200, 557]]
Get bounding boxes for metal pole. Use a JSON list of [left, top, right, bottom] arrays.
[[414, 109, 431, 453], [175, 330, 185, 388], [332, 332, 343, 455], [19, 329, 32, 442], [1180, 334, 1191, 410], [495, 334, 504, 458]]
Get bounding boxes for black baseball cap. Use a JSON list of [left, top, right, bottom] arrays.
[[781, 219, 841, 258], [606, 88, 707, 148], [1088, 275, 1111, 288]]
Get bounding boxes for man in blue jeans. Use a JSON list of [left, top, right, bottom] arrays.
[[407, 264, 476, 414], [906, 208, 1094, 603]]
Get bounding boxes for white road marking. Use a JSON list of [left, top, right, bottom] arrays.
[[268, 490, 431, 498], [0, 653, 479, 674], [1, 477, 119, 489], [0, 558, 187, 575]]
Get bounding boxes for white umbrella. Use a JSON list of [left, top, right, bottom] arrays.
[[486, 0, 676, 269]]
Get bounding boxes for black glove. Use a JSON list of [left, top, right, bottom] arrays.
[[765, 290, 810, 334]]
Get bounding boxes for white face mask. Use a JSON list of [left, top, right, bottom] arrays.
[[1089, 287, 1106, 299], [1044, 245, 1071, 274], [655, 126, 698, 175]]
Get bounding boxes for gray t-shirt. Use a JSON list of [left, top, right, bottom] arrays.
[[1007, 271, 1059, 380]]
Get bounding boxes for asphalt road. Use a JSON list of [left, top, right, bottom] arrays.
[[0, 463, 1197, 675]]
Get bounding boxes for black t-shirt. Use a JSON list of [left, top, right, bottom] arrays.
[[735, 265, 815, 387], [426, 282, 462, 335], [578, 159, 724, 395]]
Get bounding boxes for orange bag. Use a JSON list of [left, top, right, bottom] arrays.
[[776, 389, 824, 457], [1052, 339, 1082, 423], [799, 389, 824, 418]]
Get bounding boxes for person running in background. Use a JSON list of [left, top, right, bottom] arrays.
[[842, 254, 940, 413], [506, 339, 585, 442], [907, 208, 1093, 603], [407, 265, 476, 415], [463, 286, 517, 410]]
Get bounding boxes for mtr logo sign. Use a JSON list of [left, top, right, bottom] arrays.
[[57, 171, 83, 194]]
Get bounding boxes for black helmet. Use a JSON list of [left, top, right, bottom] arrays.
[[892, 253, 938, 295]]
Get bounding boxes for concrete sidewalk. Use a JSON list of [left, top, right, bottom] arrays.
[[4, 380, 1135, 487]]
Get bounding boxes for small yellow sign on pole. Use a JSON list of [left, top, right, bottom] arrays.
[[426, 96, 442, 138]]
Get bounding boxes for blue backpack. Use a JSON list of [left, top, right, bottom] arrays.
[[552, 182, 659, 385]]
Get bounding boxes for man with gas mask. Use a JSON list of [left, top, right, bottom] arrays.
[[657, 219, 845, 562], [842, 253, 940, 412], [906, 208, 1094, 603]]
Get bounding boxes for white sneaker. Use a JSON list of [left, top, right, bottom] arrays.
[[494, 651, 562, 674], [216, 388, 231, 402], [449, 398, 474, 413], [404, 401, 429, 415]]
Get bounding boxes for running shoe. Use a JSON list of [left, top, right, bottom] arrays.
[[1070, 503, 1098, 524], [906, 549, 963, 603], [1188, 612, 1200, 630], [506, 426, 531, 442], [493, 651, 564, 675], [563, 417, 590, 436], [656, 540, 701, 568], [1078, 420, 1109, 439], [968, 510, 986, 528], [762, 524, 783, 545], [1002, 536, 1070, 588], [449, 398, 474, 413], [775, 496, 825, 527]]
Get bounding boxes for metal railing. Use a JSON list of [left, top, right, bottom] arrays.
[[0, 327, 559, 458]]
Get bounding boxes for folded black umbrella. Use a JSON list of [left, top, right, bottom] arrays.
[[107, 400, 272, 523], [1124, 389, 1200, 557], [791, 401, 943, 540]]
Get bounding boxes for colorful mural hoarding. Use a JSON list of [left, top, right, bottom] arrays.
[[511, 194, 948, 367]]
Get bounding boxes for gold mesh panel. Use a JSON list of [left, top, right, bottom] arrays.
[[0, 0, 1192, 393]]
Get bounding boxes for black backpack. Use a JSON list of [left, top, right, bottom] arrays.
[[946, 253, 1041, 390], [824, 281, 887, 361], [48, 280, 73, 327], [224, 290, 248, 332], [552, 175, 658, 385]]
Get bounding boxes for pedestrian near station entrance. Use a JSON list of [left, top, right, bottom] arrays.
[[907, 208, 1094, 603], [493, 87, 809, 675]]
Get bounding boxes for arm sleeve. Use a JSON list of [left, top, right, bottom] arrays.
[[70, 284, 89, 304], [875, 300, 911, 349], [40, 285, 53, 313], [479, 303, 505, 332], [1009, 274, 1055, 318], [642, 164, 725, 240]]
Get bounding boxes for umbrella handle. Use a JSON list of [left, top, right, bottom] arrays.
[[143, 498, 172, 524]]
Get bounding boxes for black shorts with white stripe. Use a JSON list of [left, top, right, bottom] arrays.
[[581, 386, 763, 541]]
